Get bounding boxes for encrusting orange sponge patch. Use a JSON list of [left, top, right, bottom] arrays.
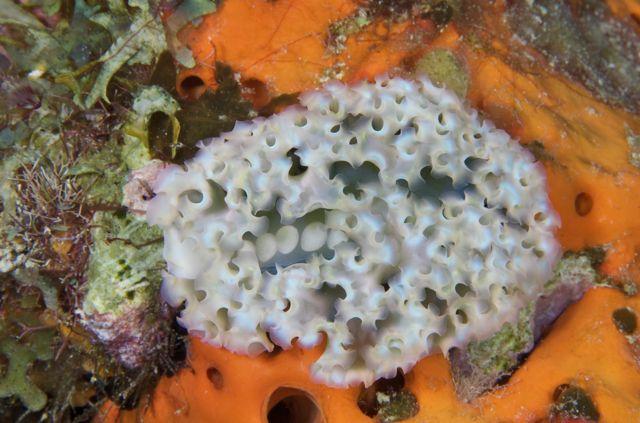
[[173, 0, 437, 104]]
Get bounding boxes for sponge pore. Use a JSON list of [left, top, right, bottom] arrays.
[[146, 77, 560, 387]]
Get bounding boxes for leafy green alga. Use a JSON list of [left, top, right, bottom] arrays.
[[467, 253, 597, 376], [82, 0, 167, 107], [0, 292, 56, 411]]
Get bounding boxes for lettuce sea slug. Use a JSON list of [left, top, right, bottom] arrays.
[[146, 77, 560, 387]]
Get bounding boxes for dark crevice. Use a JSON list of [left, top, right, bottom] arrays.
[[287, 148, 308, 177], [266, 387, 323, 423], [329, 161, 380, 200], [318, 282, 347, 322], [420, 287, 448, 315]]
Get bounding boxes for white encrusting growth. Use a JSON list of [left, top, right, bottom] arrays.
[[146, 77, 561, 387]]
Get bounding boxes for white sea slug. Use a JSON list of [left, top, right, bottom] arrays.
[[146, 77, 560, 387]]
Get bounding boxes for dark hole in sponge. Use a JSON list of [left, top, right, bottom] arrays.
[[341, 113, 367, 131], [318, 282, 347, 322], [574, 192, 593, 216], [551, 384, 600, 421], [421, 287, 448, 315], [423, 1, 454, 27], [455, 283, 472, 297], [265, 331, 284, 358], [357, 371, 405, 417], [287, 148, 308, 176], [356, 371, 419, 421], [266, 387, 324, 423], [185, 189, 204, 203], [464, 156, 488, 171], [180, 75, 206, 100], [207, 180, 228, 213], [329, 160, 380, 183], [411, 165, 471, 205], [613, 307, 637, 335], [379, 265, 400, 292], [330, 161, 380, 200], [206, 367, 223, 389], [241, 78, 270, 109]]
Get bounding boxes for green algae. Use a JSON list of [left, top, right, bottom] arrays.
[[466, 304, 534, 377], [546, 253, 598, 290], [79, 0, 167, 108], [451, 252, 600, 401], [0, 0, 191, 415], [1, 0, 166, 109], [375, 390, 419, 423], [69, 85, 182, 204], [0, 288, 56, 412], [69, 139, 128, 206], [13, 268, 60, 311], [357, 373, 419, 423], [414, 49, 469, 98], [83, 211, 163, 316], [466, 253, 597, 379], [0, 337, 53, 411]]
